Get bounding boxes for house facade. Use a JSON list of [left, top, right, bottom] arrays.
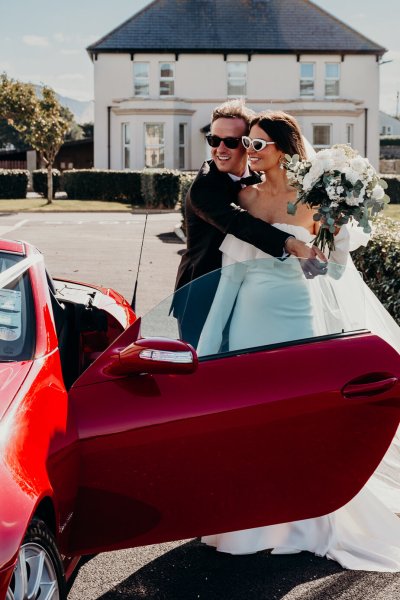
[[380, 111, 400, 136], [88, 0, 386, 171]]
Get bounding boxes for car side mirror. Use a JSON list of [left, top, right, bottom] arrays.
[[107, 337, 198, 376]]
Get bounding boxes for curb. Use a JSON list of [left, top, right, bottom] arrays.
[[0, 209, 179, 215]]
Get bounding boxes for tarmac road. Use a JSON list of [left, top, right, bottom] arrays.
[[1, 211, 400, 599]]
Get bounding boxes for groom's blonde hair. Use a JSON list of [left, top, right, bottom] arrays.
[[211, 99, 255, 133]]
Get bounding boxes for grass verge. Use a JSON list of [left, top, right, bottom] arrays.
[[0, 199, 137, 212]]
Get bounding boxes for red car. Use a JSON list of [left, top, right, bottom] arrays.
[[1, 238, 399, 600]]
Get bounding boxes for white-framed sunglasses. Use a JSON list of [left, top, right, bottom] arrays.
[[242, 136, 276, 152]]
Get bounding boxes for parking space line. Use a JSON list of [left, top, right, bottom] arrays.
[[0, 219, 29, 237]]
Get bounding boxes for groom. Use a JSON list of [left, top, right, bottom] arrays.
[[174, 100, 324, 347]]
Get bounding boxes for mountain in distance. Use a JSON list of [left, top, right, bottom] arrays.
[[34, 85, 93, 124], [58, 93, 94, 124]]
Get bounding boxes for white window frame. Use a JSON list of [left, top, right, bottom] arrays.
[[159, 62, 175, 97], [325, 63, 340, 98], [300, 63, 315, 97], [346, 123, 354, 147], [133, 62, 150, 97], [178, 123, 187, 170], [227, 61, 247, 98], [313, 124, 332, 149], [144, 123, 165, 168], [122, 122, 131, 169]]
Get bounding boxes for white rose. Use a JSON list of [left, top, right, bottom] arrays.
[[302, 172, 314, 191], [346, 195, 362, 206], [350, 157, 367, 173], [343, 167, 359, 185], [331, 149, 347, 170], [309, 160, 324, 179], [372, 185, 385, 200], [320, 157, 335, 171]]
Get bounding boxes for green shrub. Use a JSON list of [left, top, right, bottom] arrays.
[[63, 170, 143, 203], [352, 216, 400, 324], [380, 174, 400, 204], [380, 136, 400, 146], [0, 169, 29, 199], [32, 169, 61, 197], [140, 169, 182, 208], [62, 168, 195, 208]]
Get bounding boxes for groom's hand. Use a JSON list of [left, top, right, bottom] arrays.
[[285, 239, 328, 278]]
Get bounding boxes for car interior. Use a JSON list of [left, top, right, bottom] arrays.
[[47, 272, 125, 389]]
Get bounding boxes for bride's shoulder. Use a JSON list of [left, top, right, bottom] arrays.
[[239, 184, 260, 208]]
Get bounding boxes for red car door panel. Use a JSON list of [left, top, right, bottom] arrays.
[[67, 328, 400, 556]]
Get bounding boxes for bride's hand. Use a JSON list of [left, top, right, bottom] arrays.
[[285, 239, 328, 279], [285, 238, 327, 261]]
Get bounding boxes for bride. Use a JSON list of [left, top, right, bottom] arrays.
[[197, 110, 400, 571]]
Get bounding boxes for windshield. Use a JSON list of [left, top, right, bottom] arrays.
[[141, 257, 366, 359], [0, 252, 35, 362]]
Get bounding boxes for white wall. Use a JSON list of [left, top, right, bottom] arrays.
[[93, 52, 381, 170]]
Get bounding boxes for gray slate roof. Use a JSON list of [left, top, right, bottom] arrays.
[[88, 0, 385, 56]]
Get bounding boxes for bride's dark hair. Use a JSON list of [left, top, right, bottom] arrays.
[[250, 111, 307, 160]]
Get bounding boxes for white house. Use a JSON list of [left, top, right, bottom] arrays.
[[380, 111, 400, 136], [88, 0, 386, 171]]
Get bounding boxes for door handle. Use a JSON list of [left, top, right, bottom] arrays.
[[342, 376, 398, 398]]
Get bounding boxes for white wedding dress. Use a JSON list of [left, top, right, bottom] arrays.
[[198, 223, 400, 572]]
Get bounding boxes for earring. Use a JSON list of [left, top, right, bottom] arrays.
[[279, 158, 285, 170]]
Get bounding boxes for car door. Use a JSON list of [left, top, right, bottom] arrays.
[[65, 258, 400, 557]]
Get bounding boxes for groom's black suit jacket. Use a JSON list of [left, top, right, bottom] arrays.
[[175, 159, 290, 291], [173, 160, 292, 348]]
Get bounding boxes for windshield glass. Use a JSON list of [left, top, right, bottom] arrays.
[[141, 257, 366, 359], [0, 252, 35, 362]]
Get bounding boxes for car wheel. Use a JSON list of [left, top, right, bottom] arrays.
[[7, 518, 66, 600]]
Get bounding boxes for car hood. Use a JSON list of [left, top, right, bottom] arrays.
[[0, 361, 32, 421]]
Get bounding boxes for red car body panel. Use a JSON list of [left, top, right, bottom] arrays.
[[0, 239, 136, 593], [0, 362, 32, 421], [67, 330, 400, 555], [0, 237, 399, 596]]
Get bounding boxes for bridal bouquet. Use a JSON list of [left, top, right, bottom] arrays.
[[284, 144, 389, 252]]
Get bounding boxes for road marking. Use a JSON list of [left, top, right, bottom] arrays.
[[0, 219, 29, 237]]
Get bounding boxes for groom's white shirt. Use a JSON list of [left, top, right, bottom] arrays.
[[228, 165, 250, 186]]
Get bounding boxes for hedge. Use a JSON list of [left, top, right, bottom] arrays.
[[140, 169, 182, 208], [0, 169, 29, 199], [380, 175, 400, 204], [63, 170, 143, 203], [380, 136, 400, 146], [32, 169, 61, 197], [62, 168, 198, 209], [352, 216, 400, 324]]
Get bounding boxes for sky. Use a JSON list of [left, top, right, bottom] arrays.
[[0, 0, 399, 114]]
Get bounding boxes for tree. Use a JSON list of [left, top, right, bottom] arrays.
[[0, 74, 71, 203], [0, 119, 30, 151]]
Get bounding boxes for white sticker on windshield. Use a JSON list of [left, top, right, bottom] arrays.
[[0, 289, 22, 339]]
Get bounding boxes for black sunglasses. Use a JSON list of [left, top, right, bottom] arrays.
[[206, 134, 242, 149]]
